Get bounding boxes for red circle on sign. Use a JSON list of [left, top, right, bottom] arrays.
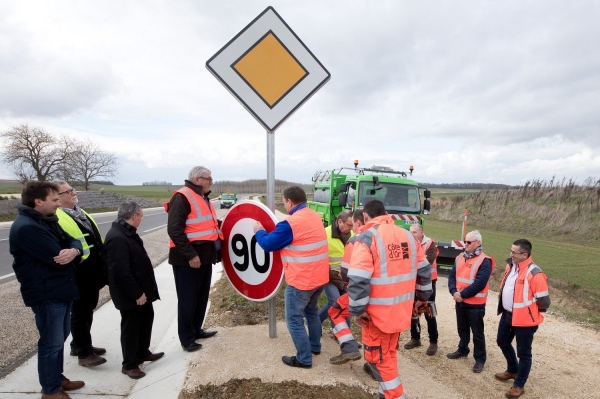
[[220, 201, 284, 301]]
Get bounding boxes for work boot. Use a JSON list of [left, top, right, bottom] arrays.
[[495, 371, 518, 381], [446, 350, 468, 359], [60, 378, 85, 391], [41, 389, 71, 399], [426, 343, 438, 356], [329, 351, 362, 365], [78, 353, 107, 367], [505, 386, 525, 398], [363, 362, 376, 381], [70, 346, 106, 356], [403, 339, 422, 350]]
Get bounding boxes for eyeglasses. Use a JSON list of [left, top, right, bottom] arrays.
[[199, 176, 213, 182], [510, 250, 525, 255], [465, 241, 476, 245], [58, 188, 76, 195]]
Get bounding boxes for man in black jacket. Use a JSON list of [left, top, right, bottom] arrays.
[[10, 181, 85, 399], [166, 166, 220, 352], [106, 201, 163, 380], [55, 181, 107, 368]]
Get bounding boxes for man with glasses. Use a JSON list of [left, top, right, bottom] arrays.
[[495, 239, 550, 399], [55, 181, 107, 368], [318, 210, 354, 324], [447, 230, 495, 374], [166, 166, 221, 352]]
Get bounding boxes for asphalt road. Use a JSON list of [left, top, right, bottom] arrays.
[[0, 207, 169, 286]]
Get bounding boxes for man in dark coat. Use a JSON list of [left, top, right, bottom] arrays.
[[55, 181, 108, 367], [106, 200, 163, 380], [9, 181, 85, 399], [166, 166, 220, 352]]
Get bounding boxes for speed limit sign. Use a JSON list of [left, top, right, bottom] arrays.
[[220, 200, 284, 302]]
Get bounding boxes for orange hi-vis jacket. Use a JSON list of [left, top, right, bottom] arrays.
[[348, 215, 432, 333], [498, 258, 550, 327], [165, 187, 223, 248], [455, 253, 495, 305], [423, 238, 438, 281], [280, 207, 329, 290], [340, 225, 366, 283]]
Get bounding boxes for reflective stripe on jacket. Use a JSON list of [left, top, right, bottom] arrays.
[[56, 207, 101, 261], [280, 207, 329, 290], [166, 187, 222, 248], [455, 252, 495, 305], [348, 215, 432, 333], [499, 260, 550, 327], [325, 225, 353, 272], [423, 239, 438, 280]]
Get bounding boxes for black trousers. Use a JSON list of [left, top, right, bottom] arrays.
[[119, 303, 154, 370], [172, 264, 212, 346], [70, 286, 100, 358]]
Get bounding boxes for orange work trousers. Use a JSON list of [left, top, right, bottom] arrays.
[[363, 321, 404, 399]]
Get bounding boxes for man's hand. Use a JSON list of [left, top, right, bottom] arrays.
[[253, 222, 265, 234], [415, 300, 425, 312], [189, 256, 201, 269], [354, 312, 371, 328], [53, 248, 79, 265], [453, 292, 463, 303], [136, 293, 147, 306]]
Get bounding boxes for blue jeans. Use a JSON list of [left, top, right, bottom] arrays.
[[496, 311, 538, 388], [31, 300, 72, 395], [284, 285, 324, 365], [455, 303, 486, 363], [318, 283, 346, 323]]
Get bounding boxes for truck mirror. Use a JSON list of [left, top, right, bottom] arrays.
[[424, 199, 431, 212], [339, 193, 348, 207], [424, 189, 431, 199], [340, 183, 348, 192]]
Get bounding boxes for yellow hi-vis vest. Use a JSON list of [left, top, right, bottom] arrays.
[[56, 207, 101, 261], [325, 225, 354, 272]]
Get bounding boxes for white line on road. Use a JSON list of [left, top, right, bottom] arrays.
[[143, 224, 167, 233], [0, 238, 8, 241], [0, 273, 15, 281]]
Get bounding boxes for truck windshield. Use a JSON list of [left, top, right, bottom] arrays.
[[222, 194, 235, 200], [357, 182, 420, 213]]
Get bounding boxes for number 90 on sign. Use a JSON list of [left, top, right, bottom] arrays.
[[229, 218, 270, 285]]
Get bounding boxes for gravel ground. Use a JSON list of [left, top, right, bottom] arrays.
[[0, 228, 169, 380]]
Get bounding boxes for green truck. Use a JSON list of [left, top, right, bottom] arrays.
[[220, 193, 237, 209], [306, 161, 461, 271]]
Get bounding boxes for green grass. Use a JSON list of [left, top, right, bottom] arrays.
[[90, 184, 182, 203], [0, 181, 24, 194]]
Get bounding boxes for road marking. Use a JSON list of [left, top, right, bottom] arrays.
[[0, 238, 8, 241], [0, 273, 15, 281], [143, 224, 167, 233]]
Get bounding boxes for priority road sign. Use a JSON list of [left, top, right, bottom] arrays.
[[220, 200, 284, 302], [206, 6, 331, 132]]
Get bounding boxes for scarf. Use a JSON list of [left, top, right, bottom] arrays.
[[463, 245, 482, 260], [62, 205, 93, 232]]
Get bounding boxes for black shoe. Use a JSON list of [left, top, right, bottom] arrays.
[[195, 330, 218, 339], [363, 362, 376, 381], [70, 346, 106, 357], [182, 342, 202, 352], [139, 352, 165, 363], [311, 350, 321, 355], [446, 350, 469, 359], [282, 355, 311, 368], [473, 362, 485, 373]]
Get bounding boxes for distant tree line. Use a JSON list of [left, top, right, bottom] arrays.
[[0, 124, 119, 191], [212, 179, 312, 194], [143, 181, 172, 186], [419, 182, 514, 189]]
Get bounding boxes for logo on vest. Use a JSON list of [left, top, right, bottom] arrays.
[[388, 242, 410, 260]]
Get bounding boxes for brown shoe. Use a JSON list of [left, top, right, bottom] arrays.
[[506, 386, 525, 398], [121, 367, 146, 379], [403, 339, 422, 349], [495, 370, 518, 381], [61, 378, 85, 391], [426, 343, 438, 356], [41, 388, 71, 398], [139, 352, 165, 364], [69, 346, 106, 356], [78, 353, 107, 367]]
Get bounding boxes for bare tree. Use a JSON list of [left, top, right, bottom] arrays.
[[65, 138, 119, 191], [0, 124, 70, 183]]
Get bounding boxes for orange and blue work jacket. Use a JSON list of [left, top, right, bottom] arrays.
[[498, 258, 550, 327], [165, 186, 222, 248], [347, 215, 432, 333], [450, 252, 495, 306]]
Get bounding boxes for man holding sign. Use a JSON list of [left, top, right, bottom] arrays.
[[254, 186, 329, 368]]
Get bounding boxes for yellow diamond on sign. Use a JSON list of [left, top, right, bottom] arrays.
[[233, 32, 308, 108]]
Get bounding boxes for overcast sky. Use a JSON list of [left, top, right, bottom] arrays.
[[1, 1, 599, 186]]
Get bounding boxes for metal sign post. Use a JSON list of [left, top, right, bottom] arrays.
[[266, 130, 276, 337]]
